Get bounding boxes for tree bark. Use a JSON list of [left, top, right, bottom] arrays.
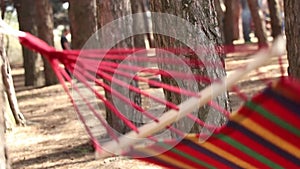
[[223, 0, 240, 45], [129, 0, 146, 127], [1, 46, 26, 126], [233, 1, 241, 40], [14, 0, 40, 86], [214, 0, 224, 38], [247, 0, 268, 47], [0, 79, 9, 169], [68, 0, 97, 49], [267, 0, 282, 38], [97, 0, 143, 134], [35, 0, 58, 86], [0, 33, 10, 169], [150, 0, 230, 137], [284, 0, 300, 78], [131, 0, 148, 48]]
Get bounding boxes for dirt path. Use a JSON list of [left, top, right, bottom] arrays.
[[5, 46, 287, 169], [7, 69, 163, 169]]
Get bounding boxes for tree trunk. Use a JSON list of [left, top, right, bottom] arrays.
[[247, 0, 268, 46], [35, 0, 58, 86], [267, 0, 282, 38], [223, 0, 240, 45], [129, 0, 146, 127], [1, 45, 26, 126], [213, 0, 226, 54], [284, 0, 300, 78], [150, 0, 230, 137], [233, 1, 241, 40], [14, 0, 40, 86], [68, 0, 97, 49], [131, 0, 148, 48], [214, 0, 224, 38], [0, 33, 10, 169], [97, 0, 143, 134]]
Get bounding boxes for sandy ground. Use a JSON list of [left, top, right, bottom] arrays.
[[5, 45, 287, 169]]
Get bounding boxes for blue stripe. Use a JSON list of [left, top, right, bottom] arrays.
[[182, 139, 243, 169], [227, 121, 300, 166]]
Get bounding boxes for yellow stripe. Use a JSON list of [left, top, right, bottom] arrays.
[[232, 114, 300, 158], [187, 136, 257, 169], [137, 147, 198, 169]]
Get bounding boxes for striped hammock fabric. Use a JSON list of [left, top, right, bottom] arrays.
[[125, 77, 300, 169]]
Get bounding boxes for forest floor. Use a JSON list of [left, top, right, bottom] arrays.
[[6, 43, 287, 169]]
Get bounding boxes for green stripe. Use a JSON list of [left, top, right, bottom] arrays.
[[246, 101, 300, 137], [215, 134, 284, 169], [157, 142, 216, 169]]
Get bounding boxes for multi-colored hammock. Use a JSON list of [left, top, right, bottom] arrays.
[[125, 77, 300, 169], [2, 19, 299, 168]]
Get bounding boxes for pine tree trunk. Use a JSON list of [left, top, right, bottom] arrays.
[[284, 0, 300, 78], [214, 0, 224, 37], [14, 0, 40, 86], [233, 1, 241, 40], [131, 0, 148, 48], [150, 0, 230, 137], [68, 0, 97, 49], [247, 0, 268, 46], [35, 0, 58, 86], [130, 0, 146, 127], [97, 0, 143, 134], [223, 0, 240, 44], [267, 0, 282, 38]]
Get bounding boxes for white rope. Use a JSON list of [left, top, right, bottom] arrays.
[[0, 19, 25, 37]]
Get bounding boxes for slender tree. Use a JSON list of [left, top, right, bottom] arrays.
[[223, 0, 240, 45], [131, 0, 148, 48], [35, 0, 58, 86], [14, 0, 40, 86], [1, 41, 26, 126], [68, 0, 97, 49], [284, 0, 300, 78], [232, 1, 241, 40], [0, 33, 10, 169], [247, 0, 268, 47], [130, 0, 146, 127], [0, 2, 26, 126], [267, 0, 282, 38], [0, 86, 9, 169], [150, 0, 230, 136]]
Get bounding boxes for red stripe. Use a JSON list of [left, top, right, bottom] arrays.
[[147, 143, 217, 169], [251, 92, 300, 129], [241, 106, 300, 148], [223, 126, 299, 168], [173, 141, 232, 169], [209, 136, 272, 169], [277, 77, 300, 103]]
